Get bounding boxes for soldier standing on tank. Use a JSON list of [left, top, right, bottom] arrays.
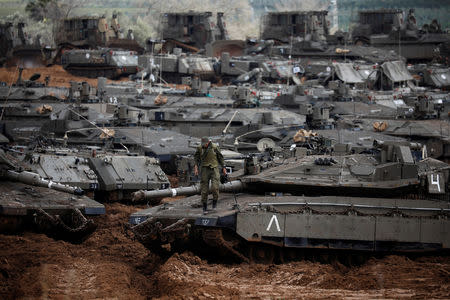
[[194, 137, 226, 213]]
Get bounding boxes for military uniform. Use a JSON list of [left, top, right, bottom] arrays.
[[194, 140, 224, 211]]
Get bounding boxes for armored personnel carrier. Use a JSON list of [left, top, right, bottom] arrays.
[[61, 48, 139, 78], [351, 9, 450, 62], [130, 143, 449, 261]]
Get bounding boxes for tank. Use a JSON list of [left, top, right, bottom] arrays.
[[130, 193, 450, 263], [53, 15, 143, 62], [0, 149, 105, 242], [129, 146, 449, 261], [61, 48, 139, 78], [10, 147, 171, 203], [351, 9, 450, 62], [87, 154, 170, 202], [27, 152, 99, 198]]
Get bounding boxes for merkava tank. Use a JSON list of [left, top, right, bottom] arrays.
[[10, 146, 171, 202], [146, 97, 306, 138], [87, 152, 170, 202], [351, 9, 450, 62], [0, 100, 114, 143], [0, 150, 105, 242], [130, 143, 449, 262], [259, 11, 403, 64], [61, 48, 139, 78], [151, 11, 245, 57], [0, 22, 52, 67]]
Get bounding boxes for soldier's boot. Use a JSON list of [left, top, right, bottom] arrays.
[[203, 202, 208, 214], [212, 199, 217, 209]]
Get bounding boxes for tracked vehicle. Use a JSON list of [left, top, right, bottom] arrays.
[[152, 11, 245, 57], [61, 48, 139, 78], [54, 15, 143, 59], [0, 150, 104, 242], [0, 22, 52, 67], [13, 148, 171, 202], [351, 9, 450, 62], [130, 143, 449, 262], [259, 11, 402, 63]]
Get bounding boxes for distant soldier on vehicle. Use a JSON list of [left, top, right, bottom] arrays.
[[194, 137, 226, 213]]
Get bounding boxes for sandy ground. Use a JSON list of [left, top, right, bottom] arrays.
[[0, 203, 449, 300]]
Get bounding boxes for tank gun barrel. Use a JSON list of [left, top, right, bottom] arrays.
[[373, 140, 422, 150], [5, 170, 84, 195], [132, 180, 245, 202]]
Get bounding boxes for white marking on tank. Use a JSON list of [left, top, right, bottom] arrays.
[[266, 214, 281, 232], [171, 189, 177, 197], [431, 174, 441, 192]]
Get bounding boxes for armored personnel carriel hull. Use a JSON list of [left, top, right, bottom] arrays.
[[62, 49, 139, 78]]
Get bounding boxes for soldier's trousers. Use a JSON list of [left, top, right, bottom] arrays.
[[200, 166, 220, 204]]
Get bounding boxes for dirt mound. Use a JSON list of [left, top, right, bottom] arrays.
[[1, 203, 449, 299], [150, 252, 450, 299], [0, 203, 159, 299]]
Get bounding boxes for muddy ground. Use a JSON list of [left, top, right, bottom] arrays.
[[0, 203, 449, 299]]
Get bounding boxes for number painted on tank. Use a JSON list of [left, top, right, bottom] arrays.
[[431, 174, 441, 192]]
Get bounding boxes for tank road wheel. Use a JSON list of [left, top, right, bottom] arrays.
[[280, 248, 303, 263], [249, 243, 275, 264]]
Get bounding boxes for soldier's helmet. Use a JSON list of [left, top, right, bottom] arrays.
[[201, 136, 210, 146]]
